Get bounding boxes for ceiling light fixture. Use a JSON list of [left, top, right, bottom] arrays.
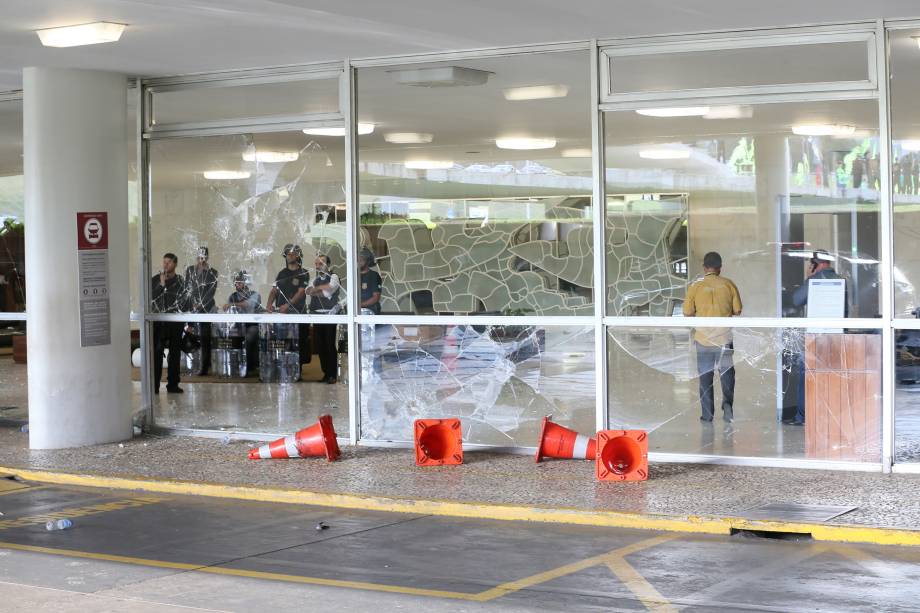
[[639, 148, 691, 160], [561, 148, 592, 158], [390, 66, 491, 87], [703, 105, 754, 119], [791, 124, 856, 136], [502, 84, 570, 101], [404, 160, 454, 170], [912, 36, 920, 49], [636, 107, 710, 118], [203, 170, 251, 180], [384, 132, 434, 144], [36, 21, 126, 48], [303, 123, 374, 137], [495, 137, 556, 150], [900, 140, 920, 151], [241, 151, 299, 163]]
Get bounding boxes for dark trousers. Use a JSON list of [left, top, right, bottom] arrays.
[[244, 324, 259, 374], [298, 324, 311, 365], [795, 352, 807, 424], [153, 322, 183, 390], [695, 342, 735, 421], [314, 323, 338, 379], [199, 322, 212, 374]]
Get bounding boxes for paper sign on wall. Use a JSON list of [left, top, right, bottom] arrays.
[[807, 278, 845, 333], [76, 212, 111, 347]]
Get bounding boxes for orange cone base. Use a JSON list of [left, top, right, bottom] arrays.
[[595, 430, 648, 481], [414, 418, 463, 466], [248, 415, 340, 461], [535, 416, 597, 463]]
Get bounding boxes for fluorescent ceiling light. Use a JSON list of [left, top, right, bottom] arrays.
[[561, 148, 592, 158], [203, 170, 251, 180], [495, 137, 556, 150], [791, 124, 856, 136], [913, 36, 920, 49], [303, 123, 374, 136], [503, 84, 570, 101], [404, 160, 454, 170], [900, 140, 920, 152], [639, 148, 691, 160], [390, 66, 491, 87], [636, 107, 710, 118], [241, 151, 299, 163], [703, 105, 753, 119], [384, 132, 434, 144], [36, 21, 125, 48]]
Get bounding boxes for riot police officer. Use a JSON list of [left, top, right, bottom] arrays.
[[266, 244, 311, 366], [150, 252, 186, 394], [307, 254, 341, 383], [184, 246, 218, 376]]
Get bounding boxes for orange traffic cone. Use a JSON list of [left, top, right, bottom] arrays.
[[535, 416, 596, 463], [595, 430, 648, 481], [248, 415, 341, 461], [414, 418, 463, 466]]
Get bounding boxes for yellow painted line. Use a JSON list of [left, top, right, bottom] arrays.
[[0, 484, 45, 497], [605, 557, 677, 613], [1, 465, 918, 547], [0, 496, 165, 530]]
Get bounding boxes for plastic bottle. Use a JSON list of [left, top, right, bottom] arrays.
[[45, 519, 73, 531]]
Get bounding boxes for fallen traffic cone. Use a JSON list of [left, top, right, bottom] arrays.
[[535, 416, 596, 463], [414, 418, 463, 466], [248, 415, 341, 461], [595, 430, 648, 481]]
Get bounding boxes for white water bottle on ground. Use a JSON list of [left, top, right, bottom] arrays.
[[45, 519, 72, 531]]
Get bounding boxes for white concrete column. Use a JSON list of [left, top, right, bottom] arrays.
[[24, 68, 131, 448]]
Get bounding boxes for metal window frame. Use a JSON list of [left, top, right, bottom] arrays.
[[128, 21, 912, 473]]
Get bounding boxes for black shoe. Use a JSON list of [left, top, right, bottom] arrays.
[[196, 371, 209, 377], [166, 386, 184, 394], [326, 377, 337, 384], [154, 387, 160, 395]]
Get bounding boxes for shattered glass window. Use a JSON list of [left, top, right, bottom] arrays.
[[148, 131, 347, 316], [895, 328, 920, 463], [605, 100, 881, 318], [360, 324, 595, 446], [357, 51, 594, 316], [608, 326, 881, 461]]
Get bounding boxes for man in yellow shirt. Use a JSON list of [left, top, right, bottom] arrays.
[[683, 252, 743, 423]]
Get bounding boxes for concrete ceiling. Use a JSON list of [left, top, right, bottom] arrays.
[[2, 0, 920, 91]]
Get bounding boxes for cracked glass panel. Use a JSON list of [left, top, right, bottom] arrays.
[[607, 326, 881, 461], [151, 324, 349, 436], [889, 30, 920, 317], [151, 77, 340, 127], [0, 322, 27, 425], [357, 51, 593, 316], [148, 131, 347, 317], [360, 324, 594, 446], [895, 328, 920, 463], [604, 100, 881, 318], [0, 99, 24, 314]]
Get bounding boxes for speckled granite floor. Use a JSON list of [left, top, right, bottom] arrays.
[[0, 426, 918, 530]]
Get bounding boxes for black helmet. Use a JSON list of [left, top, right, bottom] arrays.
[[181, 330, 201, 355], [233, 269, 249, 284], [282, 243, 302, 264], [359, 247, 376, 268]]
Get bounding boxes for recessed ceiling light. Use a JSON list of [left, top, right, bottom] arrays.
[[495, 137, 556, 150], [241, 151, 299, 163], [791, 124, 856, 136], [36, 21, 126, 48], [202, 170, 251, 180], [636, 107, 710, 118], [384, 132, 434, 144], [639, 148, 691, 160], [503, 85, 570, 101], [404, 160, 454, 169], [703, 105, 754, 119], [900, 140, 920, 151], [561, 148, 592, 158], [912, 36, 920, 49], [390, 66, 491, 87], [303, 123, 374, 137]]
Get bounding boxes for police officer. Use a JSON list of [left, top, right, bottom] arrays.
[[150, 252, 187, 394], [307, 254, 341, 383], [266, 244, 311, 366], [224, 270, 261, 376], [359, 248, 382, 314], [184, 246, 219, 376]]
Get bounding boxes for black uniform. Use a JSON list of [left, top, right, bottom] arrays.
[[361, 269, 382, 314], [310, 271, 341, 381], [150, 273, 186, 391], [273, 266, 311, 364], [184, 265, 219, 375]]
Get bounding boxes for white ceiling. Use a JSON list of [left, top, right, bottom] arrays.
[[2, 0, 920, 91]]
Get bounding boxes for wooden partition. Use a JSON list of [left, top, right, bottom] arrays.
[[804, 333, 881, 462]]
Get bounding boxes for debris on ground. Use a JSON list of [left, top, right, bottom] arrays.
[[315, 522, 329, 531]]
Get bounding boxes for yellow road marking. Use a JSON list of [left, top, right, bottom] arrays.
[[0, 484, 48, 498], [1, 465, 918, 547], [0, 496, 165, 530], [0, 480, 30, 494], [0, 535, 679, 604], [605, 557, 677, 613]]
